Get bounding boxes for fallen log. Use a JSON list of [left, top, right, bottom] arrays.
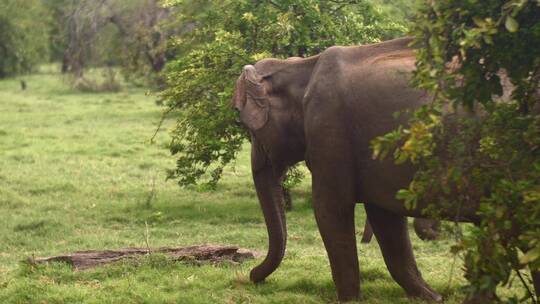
[[29, 244, 261, 270]]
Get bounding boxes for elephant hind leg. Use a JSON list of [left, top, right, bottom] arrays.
[[364, 204, 443, 302]]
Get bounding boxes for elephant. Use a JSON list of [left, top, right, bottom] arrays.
[[412, 218, 441, 241], [231, 37, 539, 302], [361, 218, 441, 243]]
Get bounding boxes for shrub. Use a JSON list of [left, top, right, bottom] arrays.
[[372, 1, 540, 301]]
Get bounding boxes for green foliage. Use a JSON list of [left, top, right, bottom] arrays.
[[373, 0, 540, 301], [282, 164, 306, 190], [43, 0, 71, 62], [161, 30, 249, 187], [111, 0, 173, 86], [374, 0, 417, 22], [43, 0, 170, 88], [0, 0, 50, 77], [161, 0, 407, 187]]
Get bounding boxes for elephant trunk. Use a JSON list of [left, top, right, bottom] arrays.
[[249, 163, 287, 283]]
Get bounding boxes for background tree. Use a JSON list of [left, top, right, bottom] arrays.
[[44, 0, 176, 89], [372, 1, 540, 302], [0, 0, 50, 77], [160, 0, 407, 188], [109, 0, 177, 86], [373, 0, 416, 22], [58, 0, 113, 78]]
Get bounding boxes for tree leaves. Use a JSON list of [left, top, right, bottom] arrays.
[[161, 0, 407, 187], [520, 248, 540, 265], [0, 0, 50, 77], [372, 0, 540, 301], [387, 1, 540, 301], [505, 16, 519, 32]]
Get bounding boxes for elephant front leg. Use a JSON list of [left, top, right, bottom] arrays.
[[312, 172, 360, 302], [365, 204, 443, 302]]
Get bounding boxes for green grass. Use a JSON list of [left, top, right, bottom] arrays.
[[0, 68, 519, 303]]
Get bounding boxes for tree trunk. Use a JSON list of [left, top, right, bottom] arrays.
[[29, 245, 260, 270]]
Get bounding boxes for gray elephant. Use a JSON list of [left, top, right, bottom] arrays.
[[232, 37, 539, 302]]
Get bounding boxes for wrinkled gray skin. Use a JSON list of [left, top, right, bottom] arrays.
[[232, 37, 539, 302]]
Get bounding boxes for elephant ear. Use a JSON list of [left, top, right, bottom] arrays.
[[236, 65, 269, 131]]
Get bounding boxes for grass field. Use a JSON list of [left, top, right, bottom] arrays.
[[0, 68, 520, 303]]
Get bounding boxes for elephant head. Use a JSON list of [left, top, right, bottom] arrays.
[[232, 58, 318, 283], [233, 65, 269, 131]]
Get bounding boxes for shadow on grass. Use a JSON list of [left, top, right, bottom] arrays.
[[231, 275, 336, 302], [234, 270, 445, 303], [280, 278, 336, 300], [360, 267, 388, 281]]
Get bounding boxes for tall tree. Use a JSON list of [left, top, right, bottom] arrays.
[[59, 0, 116, 78], [109, 0, 176, 86], [0, 0, 50, 77], [49, 0, 175, 87]]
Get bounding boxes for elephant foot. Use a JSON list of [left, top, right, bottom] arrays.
[[337, 292, 360, 303], [334, 271, 360, 303], [406, 285, 443, 303]]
